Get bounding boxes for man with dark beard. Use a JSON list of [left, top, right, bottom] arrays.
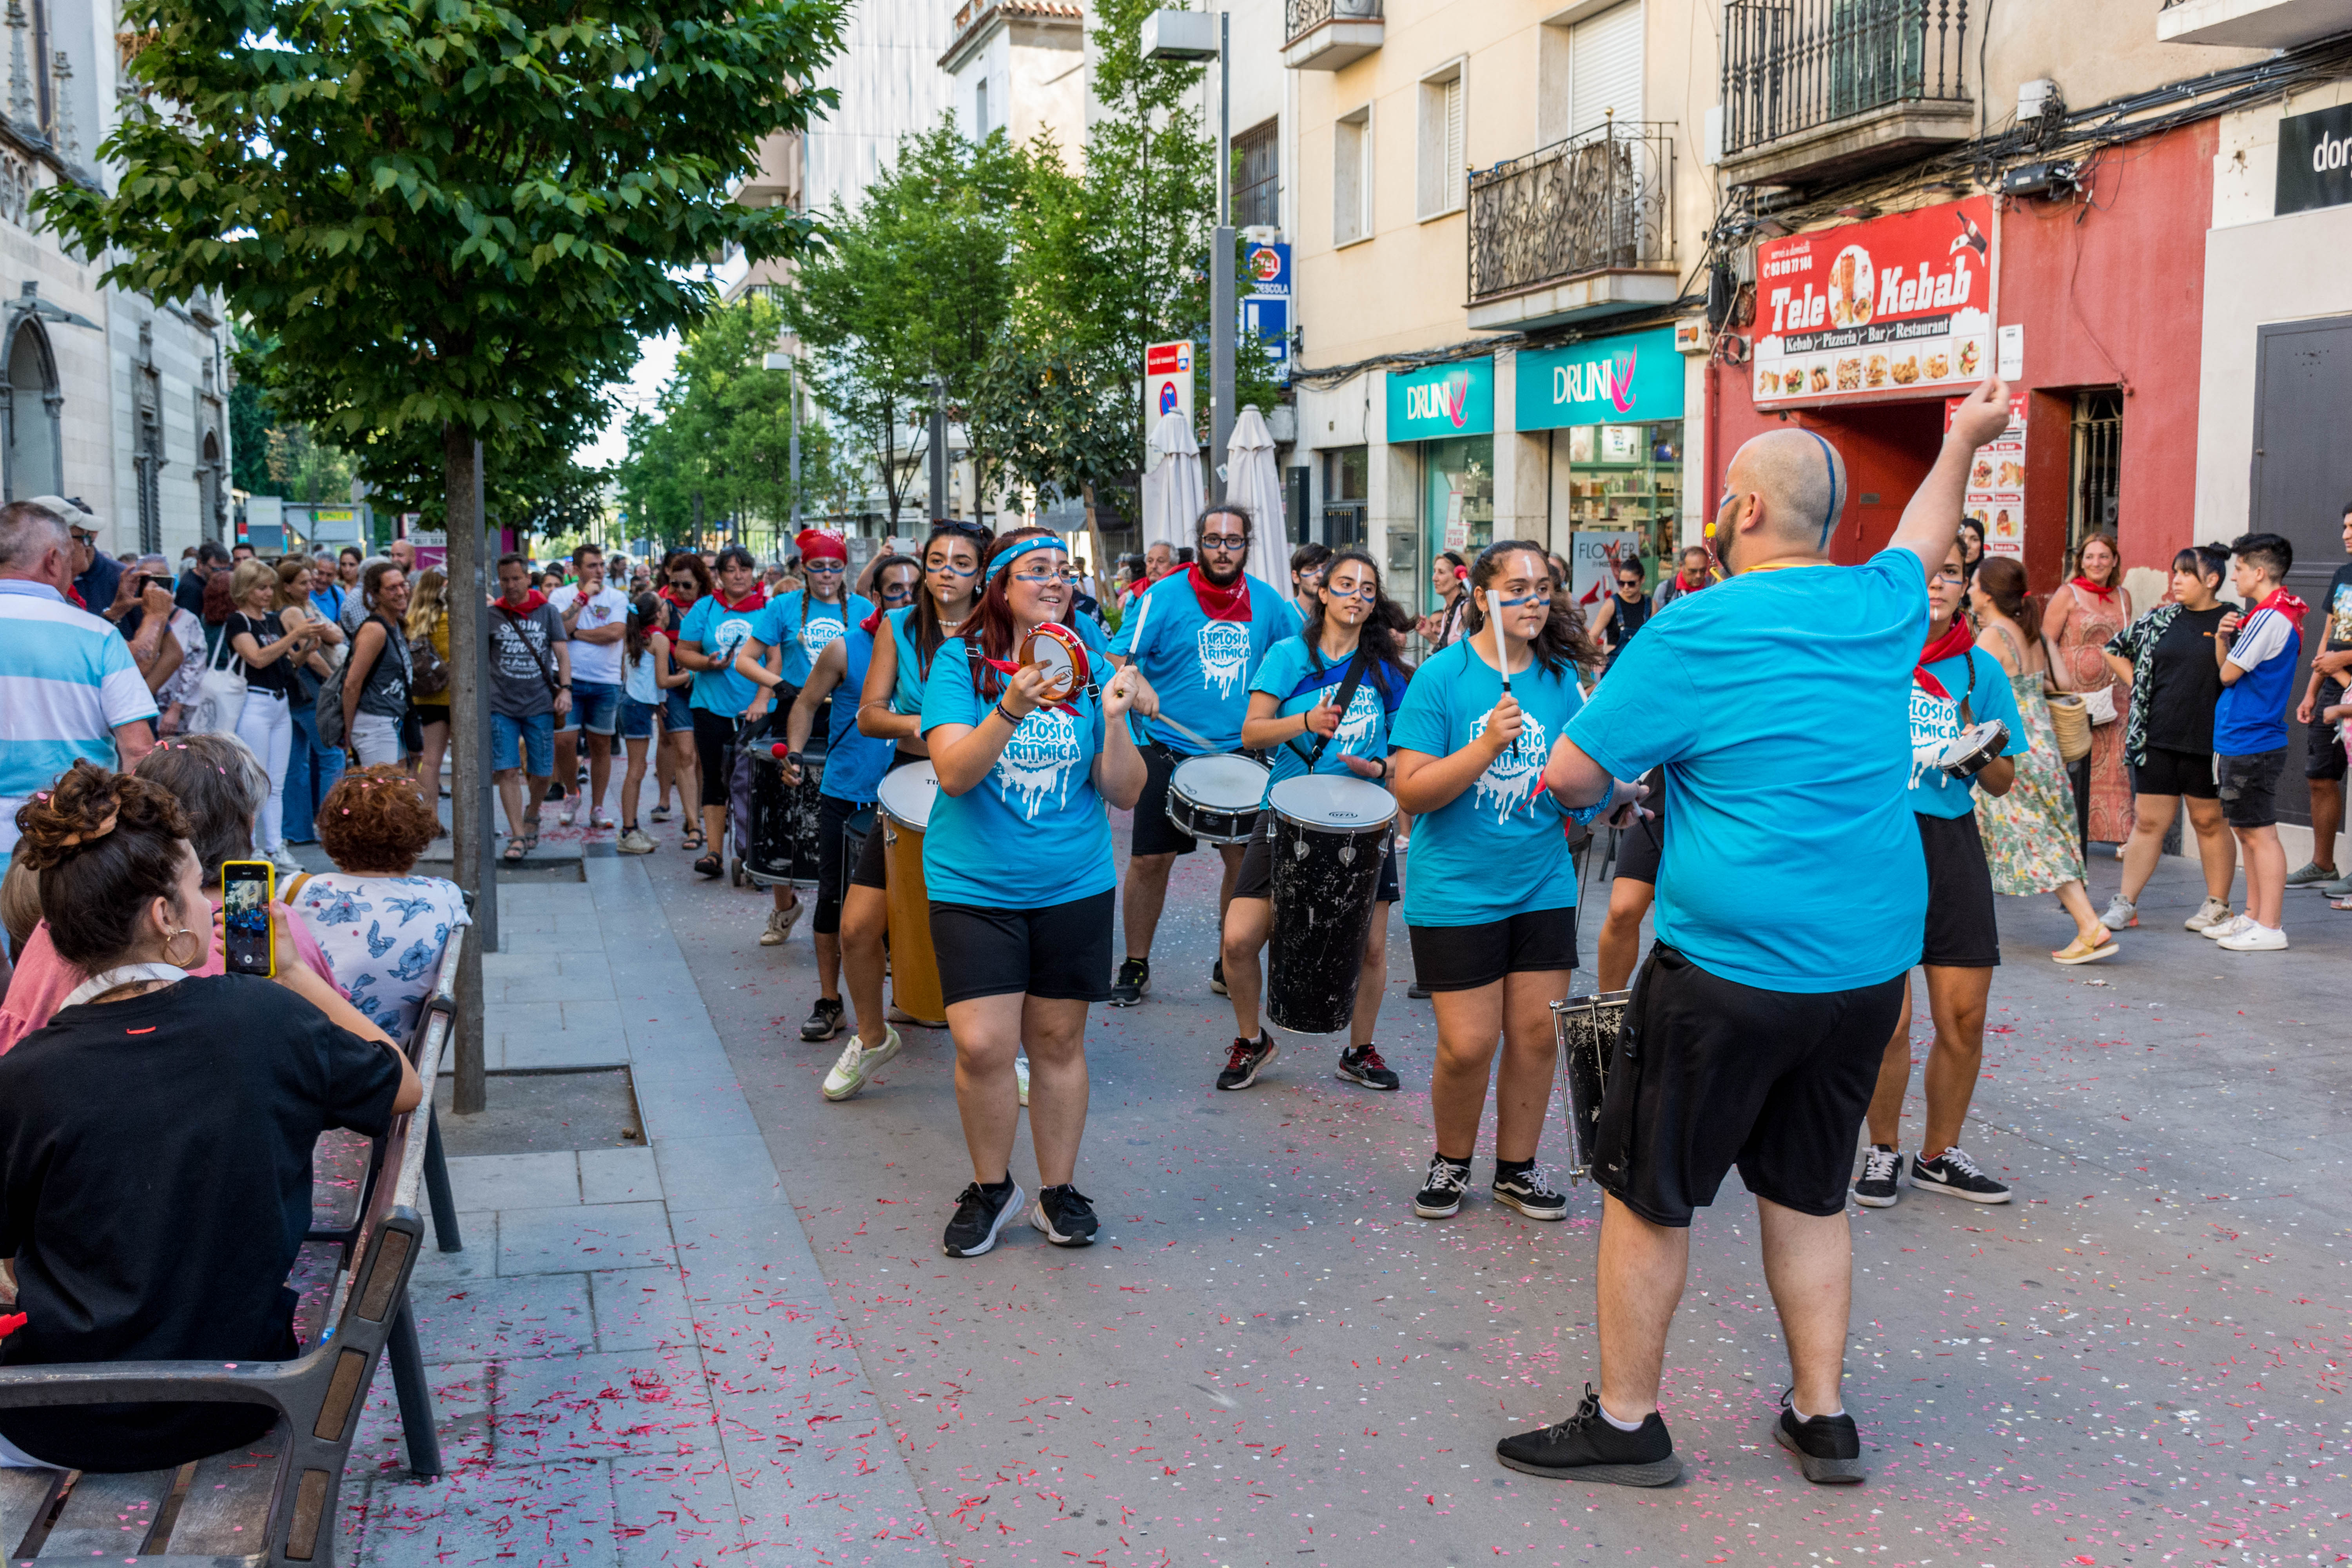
[[1107, 505, 1300, 1007]]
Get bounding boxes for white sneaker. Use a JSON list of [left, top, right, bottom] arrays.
[[616, 828, 656, 855], [268, 845, 302, 875], [822, 1025, 902, 1101], [2216, 923, 2287, 952], [2199, 912, 2252, 942], [557, 795, 577, 826], [1016, 1056, 1030, 1108], [2183, 896, 2234, 932], [760, 902, 803, 947], [2099, 895, 2137, 932]]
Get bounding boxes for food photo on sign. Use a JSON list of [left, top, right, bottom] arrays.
[[1751, 198, 1994, 407], [1951, 391, 2029, 559]]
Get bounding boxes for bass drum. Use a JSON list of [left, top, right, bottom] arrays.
[[1165, 753, 1271, 844], [1265, 775, 1396, 1035], [1549, 990, 1628, 1184], [877, 761, 946, 1026]]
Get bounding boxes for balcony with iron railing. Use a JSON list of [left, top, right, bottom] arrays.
[[1718, 0, 1974, 187], [1466, 118, 1679, 333], [2157, 0, 2352, 48], [1283, 0, 1383, 70]]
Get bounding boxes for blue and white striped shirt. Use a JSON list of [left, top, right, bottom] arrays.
[[0, 579, 158, 860]]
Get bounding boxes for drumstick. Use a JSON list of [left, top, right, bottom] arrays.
[[1486, 588, 1517, 757], [1149, 710, 1218, 752]]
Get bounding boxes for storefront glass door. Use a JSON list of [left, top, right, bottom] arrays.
[[1421, 435, 1495, 615], [1564, 421, 1682, 592]]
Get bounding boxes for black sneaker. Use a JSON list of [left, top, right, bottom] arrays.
[[543, 780, 567, 803], [1492, 1165, 1568, 1221], [1406, 980, 1432, 1000], [1495, 1385, 1681, 1486], [1216, 1031, 1278, 1091], [942, 1180, 1024, 1258], [800, 996, 846, 1042], [1909, 1146, 2011, 1204], [1210, 959, 1228, 995], [1413, 1154, 1472, 1218], [1031, 1184, 1099, 1247], [1853, 1144, 1902, 1209], [1108, 956, 1150, 1007], [1335, 1044, 1399, 1091], [1772, 1395, 1866, 1484]]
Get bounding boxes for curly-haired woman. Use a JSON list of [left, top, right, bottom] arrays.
[[287, 765, 470, 1041]]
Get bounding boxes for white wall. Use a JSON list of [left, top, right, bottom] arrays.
[[804, 0, 955, 214]]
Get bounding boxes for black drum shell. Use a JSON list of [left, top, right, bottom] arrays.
[[1164, 797, 1262, 846], [1550, 990, 1627, 1180], [1265, 810, 1390, 1034], [750, 748, 826, 886]]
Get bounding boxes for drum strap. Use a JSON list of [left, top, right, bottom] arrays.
[[1296, 642, 1374, 772]]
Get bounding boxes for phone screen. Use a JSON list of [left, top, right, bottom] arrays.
[[222, 863, 273, 976]]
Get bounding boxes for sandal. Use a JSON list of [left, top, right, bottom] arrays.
[[693, 853, 724, 879], [522, 809, 541, 852], [681, 828, 706, 853], [502, 840, 528, 863], [2051, 931, 2118, 965]]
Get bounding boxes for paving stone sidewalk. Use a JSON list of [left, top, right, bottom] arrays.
[[336, 857, 942, 1567]]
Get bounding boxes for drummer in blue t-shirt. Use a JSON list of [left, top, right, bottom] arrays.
[[1107, 505, 1301, 1007], [1214, 550, 1413, 1096]]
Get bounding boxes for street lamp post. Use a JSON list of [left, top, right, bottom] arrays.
[[1142, 8, 1233, 503]]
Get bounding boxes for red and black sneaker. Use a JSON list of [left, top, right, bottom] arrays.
[[1335, 1044, 1399, 1091], [1215, 1031, 1278, 1091]]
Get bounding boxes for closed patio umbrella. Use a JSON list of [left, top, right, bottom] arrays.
[[1142, 408, 1203, 556], [1224, 405, 1288, 591]]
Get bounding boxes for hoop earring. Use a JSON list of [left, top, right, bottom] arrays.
[[163, 928, 205, 970]]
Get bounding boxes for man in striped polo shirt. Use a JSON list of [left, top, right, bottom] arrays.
[[0, 501, 157, 876]]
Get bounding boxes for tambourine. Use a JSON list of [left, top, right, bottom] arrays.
[[1938, 719, 2009, 780], [1019, 622, 1091, 703]]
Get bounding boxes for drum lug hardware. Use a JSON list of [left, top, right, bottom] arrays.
[[1338, 843, 1355, 866]]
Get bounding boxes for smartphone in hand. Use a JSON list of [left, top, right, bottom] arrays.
[[220, 860, 276, 977]]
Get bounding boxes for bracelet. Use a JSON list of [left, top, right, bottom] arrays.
[[993, 702, 1024, 728]]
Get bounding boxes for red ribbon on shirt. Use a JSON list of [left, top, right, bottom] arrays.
[[1187, 563, 1252, 623], [1913, 617, 1976, 701]]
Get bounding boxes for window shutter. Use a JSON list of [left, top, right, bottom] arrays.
[[1444, 76, 1464, 211], [1569, 1, 1643, 137]]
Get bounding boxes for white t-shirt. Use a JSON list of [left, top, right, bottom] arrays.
[[549, 584, 630, 687]]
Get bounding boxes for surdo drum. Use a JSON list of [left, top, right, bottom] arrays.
[[1164, 753, 1271, 845], [877, 762, 947, 1025], [748, 739, 824, 888], [1548, 989, 1628, 1184], [1265, 776, 1396, 1035]]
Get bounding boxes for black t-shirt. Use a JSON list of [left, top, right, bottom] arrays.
[[0, 974, 403, 1470], [2321, 563, 2352, 656], [229, 610, 296, 696], [2144, 604, 2227, 755]]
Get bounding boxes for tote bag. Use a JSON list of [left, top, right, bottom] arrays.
[[186, 618, 249, 735]]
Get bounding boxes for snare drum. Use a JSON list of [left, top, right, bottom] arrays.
[[1266, 776, 1397, 1034], [1549, 990, 1628, 1184], [1165, 753, 1271, 845], [877, 762, 946, 1025]]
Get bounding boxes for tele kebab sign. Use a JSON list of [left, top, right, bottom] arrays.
[[1752, 197, 1994, 406]]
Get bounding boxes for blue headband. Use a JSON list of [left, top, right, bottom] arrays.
[[989, 535, 1065, 581], [1807, 431, 1841, 549]]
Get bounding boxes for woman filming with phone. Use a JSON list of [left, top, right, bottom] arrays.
[[0, 760, 419, 1472]]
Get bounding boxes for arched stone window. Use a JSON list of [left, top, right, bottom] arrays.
[[1, 314, 60, 502]]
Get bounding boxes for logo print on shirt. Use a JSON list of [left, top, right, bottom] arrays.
[[1467, 709, 1549, 820], [1907, 685, 1962, 788], [1197, 621, 1251, 699], [995, 708, 1083, 821], [799, 612, 844, 662], [1331, 683, 1383, 755], [713, 615, 755, 660]]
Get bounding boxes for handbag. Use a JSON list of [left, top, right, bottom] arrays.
[[186, 616, 250, 735], [2079, 683, 2119, 727], [410, 624, 450, 699], [2045, 692, 2092, 764]]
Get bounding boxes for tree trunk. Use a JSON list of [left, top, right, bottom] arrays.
[[443, 424, 492, 1116]]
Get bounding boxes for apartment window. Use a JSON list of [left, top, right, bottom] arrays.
[[1416, 60, 1465, 221], [1334, 105, 1372, 246], [975, 75, 989, 138], [1323, 446, 1368, 548], [1540, 0, 1645, 144], [1234, 117, 1279, 231], [2070, 388, 2123, 555]]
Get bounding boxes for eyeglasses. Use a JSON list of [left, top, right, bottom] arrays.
[[69, 528, 97, 546], [1011, 565, 1078, 584], [806, 561, 844, 574], [1616, 577, 1643, 588], [1200, 534, 1248, 550]]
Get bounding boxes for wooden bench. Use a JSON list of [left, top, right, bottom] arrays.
[[0, 930, 466, 1566]]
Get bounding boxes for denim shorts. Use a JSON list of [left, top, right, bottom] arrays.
[[492, 711, 556, 776], [619, 696, 658, 741], [561, 680, 622, 737], [660, 689, 692, 732]]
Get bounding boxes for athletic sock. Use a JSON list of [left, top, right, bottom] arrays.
[[1596, 1400, 1646, 1432], [1790, 1401, 1847, 1423], [1494, 1157, 1535, 1183], [980, 1176, 1015, 1201]]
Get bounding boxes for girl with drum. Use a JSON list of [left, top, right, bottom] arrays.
[[1215, 549, 1412, 1093], [1390, 540, 1612, 1223], [920, 529, 1146, 1258], [777, 555, 920, 1050]]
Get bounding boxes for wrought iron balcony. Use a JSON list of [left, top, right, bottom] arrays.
[[1466, 118, 1678, 332], [1283, 0, 1382, 70], [1719, 0, 1973, 185]]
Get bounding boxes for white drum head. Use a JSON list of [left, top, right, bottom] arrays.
[[876, 760, 940, 831], [1271, 774, 1396, 831], [1021, 625, 1087, 702], [1171, 753, 1271, 808]]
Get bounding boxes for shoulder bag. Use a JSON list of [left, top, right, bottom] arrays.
[[187, 614, 250, 735]]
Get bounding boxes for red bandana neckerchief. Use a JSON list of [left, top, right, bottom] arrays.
[[2253, 586, 2310, 624], [714, 587, 766, 614], [1913, 617, 1977, 701], [500, 590, 550, 615], [1187, 563, 1252, 623], [2069, 575, 2119, 602]]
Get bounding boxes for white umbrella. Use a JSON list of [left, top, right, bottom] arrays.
[[1224, 405, 1288, 591], [1142, 409, 1203, 556]]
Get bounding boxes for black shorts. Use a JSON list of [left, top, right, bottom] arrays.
[[929, 889, 1117, 1007], [1916, 811, 1999, 969], [1132, 742, 1205, 857], [2131, 745, 2218, 800], [1612, 808, 1662, 886], [1406, 906, 1578, 992], [2217, 748, 2287, 829], [1592, 944, 1907, 1227], [849, 751, 921, 892], [691, 708, 735, 808], [1231, 809, 1400, 904], [812, 793, 874, 936], [2308, 677, 2347, 781]]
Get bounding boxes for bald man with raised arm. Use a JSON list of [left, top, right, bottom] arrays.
[[1492, 379, 2017, 1492]]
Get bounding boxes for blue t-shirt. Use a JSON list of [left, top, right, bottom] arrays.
[[1249, 635, 1408, 793], [820, 625, 896, 805], [753, 592, 872, 690], [1569, 550, 1929, 993], [2214, 601, 2302, 756], [1907, 646, 2028, 818], [679, 595, 767, 715], [1389, 639, 1597, 927], [886, 605, 931, 716], [1112, 573, 1300, 754], [918, 638, 1114, 909]]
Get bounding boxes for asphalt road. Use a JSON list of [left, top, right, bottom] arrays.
[[651, 819, 2352, 1568]]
